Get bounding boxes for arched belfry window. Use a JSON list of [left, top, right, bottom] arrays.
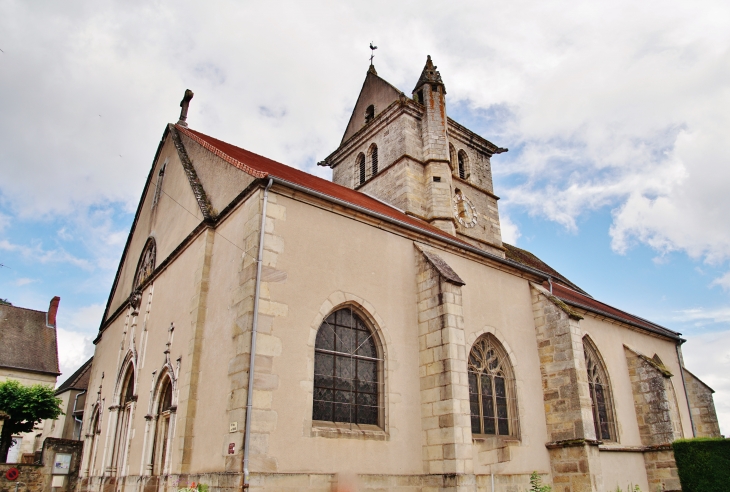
[[357, 153, 366, 186], [150, 376, 173, 475], [583, 337, 616, 441], [365, 104, 375, 123], [369, 144, 378, 176], [134, 238, 156, 290], [313, 307, 381, 426], [468, 334, 518, 437], [457, 150, 468, 180]]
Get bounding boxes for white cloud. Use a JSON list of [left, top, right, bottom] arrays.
[[674, 306, 730, 326], [711, 271, 730, 291], [15, 278, 38, 286], [56, 303, 105, 383], [0, 239, 92, 270], [681, 329, 730, 436], [499, 214, 521, 245]]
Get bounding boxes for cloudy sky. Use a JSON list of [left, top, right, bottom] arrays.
[[1, 0, 728, 434]]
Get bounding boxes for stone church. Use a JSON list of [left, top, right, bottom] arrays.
[[80, 57, 720, 492]]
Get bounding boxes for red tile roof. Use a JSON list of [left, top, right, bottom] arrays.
[[550, 282, 680, 339], [177, 125, 469, 245]]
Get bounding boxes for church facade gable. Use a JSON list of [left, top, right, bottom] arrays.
[[105, 128, 213, 320]]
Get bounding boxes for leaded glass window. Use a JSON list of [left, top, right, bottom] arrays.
[[583, 337, 616, 441], [468, 335, 518, 437], [313, 308, 380, 426]]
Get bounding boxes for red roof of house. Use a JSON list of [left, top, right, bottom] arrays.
[[550, 282, 679, 338], [177, 125, 469, 245]]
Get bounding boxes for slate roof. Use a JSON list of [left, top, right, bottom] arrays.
[[55, 357, 93, 395], [0, 304, 60, 376], [503, 243, 589, 295], [141, 125, 681, 342]]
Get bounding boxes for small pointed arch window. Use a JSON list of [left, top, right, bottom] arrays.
[[468, 334, 518, 437], [152, 158, 168, 208], [134, 238, 156, 290], [357, 153, 366, 186], [457, 150, 468, 180], [313, 306, 381, 426], [583, 336, 616, 441], [369, 144, 379, 176], [112, 365, 135, 473], [150, 375, 173, 475], [365, 104, 375, 124]]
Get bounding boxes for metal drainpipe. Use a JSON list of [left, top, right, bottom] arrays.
[[676, 340, 696, 437], [242, 178, 274, 487], [548, 277, 553, 294], [72, 389, 87, 440]]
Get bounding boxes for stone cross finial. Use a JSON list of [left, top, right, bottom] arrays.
[[177, 89, 194, 127]]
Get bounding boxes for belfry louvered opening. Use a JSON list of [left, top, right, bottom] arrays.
[[313, 306, 382, 427], [357, 153, 366, 186], [369, 144, 378, 176]]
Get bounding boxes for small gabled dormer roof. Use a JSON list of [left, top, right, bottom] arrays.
[[413, 55, 445, 93]]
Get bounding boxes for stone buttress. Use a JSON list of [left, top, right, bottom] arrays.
[[415, 244, 475, 492]]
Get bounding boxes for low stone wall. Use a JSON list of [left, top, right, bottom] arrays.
[[0, 463, 44, 492]]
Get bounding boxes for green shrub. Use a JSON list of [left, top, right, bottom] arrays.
[[529, 472, 551, 492], [672, 437, 730, 492]]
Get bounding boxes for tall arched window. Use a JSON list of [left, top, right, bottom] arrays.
[[365, 104, 375, 123], [313, 307, 380, 426], [583, 337, 616, 441], [468, 334, 518, 437], [134, 238, 156, 290], [457, 150, 468, 180], [369, 144, 379, 176], [150, 377, 173, 475], [112, 366, 135, 474], [85, 406, 101, 475], [357, 153, 366, 186]]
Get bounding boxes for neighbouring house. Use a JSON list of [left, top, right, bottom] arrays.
[[0, 297, 61, 462], [79, 57, 720, 492], [41, 357, 93, 443]]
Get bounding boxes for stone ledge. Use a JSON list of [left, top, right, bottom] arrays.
[[310, 421, 388, 441]]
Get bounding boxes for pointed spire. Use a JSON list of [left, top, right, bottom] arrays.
[[413, 55, 445, 93], [368, 64, 378, 76]]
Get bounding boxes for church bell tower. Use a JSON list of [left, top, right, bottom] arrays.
[[320, 55, 507, 258]]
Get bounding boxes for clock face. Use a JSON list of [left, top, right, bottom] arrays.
[[453, 193, 478, 228]]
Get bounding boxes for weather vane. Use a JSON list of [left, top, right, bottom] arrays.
[[369, 42, 378, 65]]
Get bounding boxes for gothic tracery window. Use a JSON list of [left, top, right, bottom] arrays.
[[313, 307, 380, 426], [583, 337, 616, 441], [134, 238, 156, 290], [468, 334, 518, 437]]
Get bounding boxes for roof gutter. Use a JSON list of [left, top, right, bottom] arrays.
[[269, 177, 550, 281]]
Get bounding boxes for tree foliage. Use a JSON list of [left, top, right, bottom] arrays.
[[0, 379, 63, 462]]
